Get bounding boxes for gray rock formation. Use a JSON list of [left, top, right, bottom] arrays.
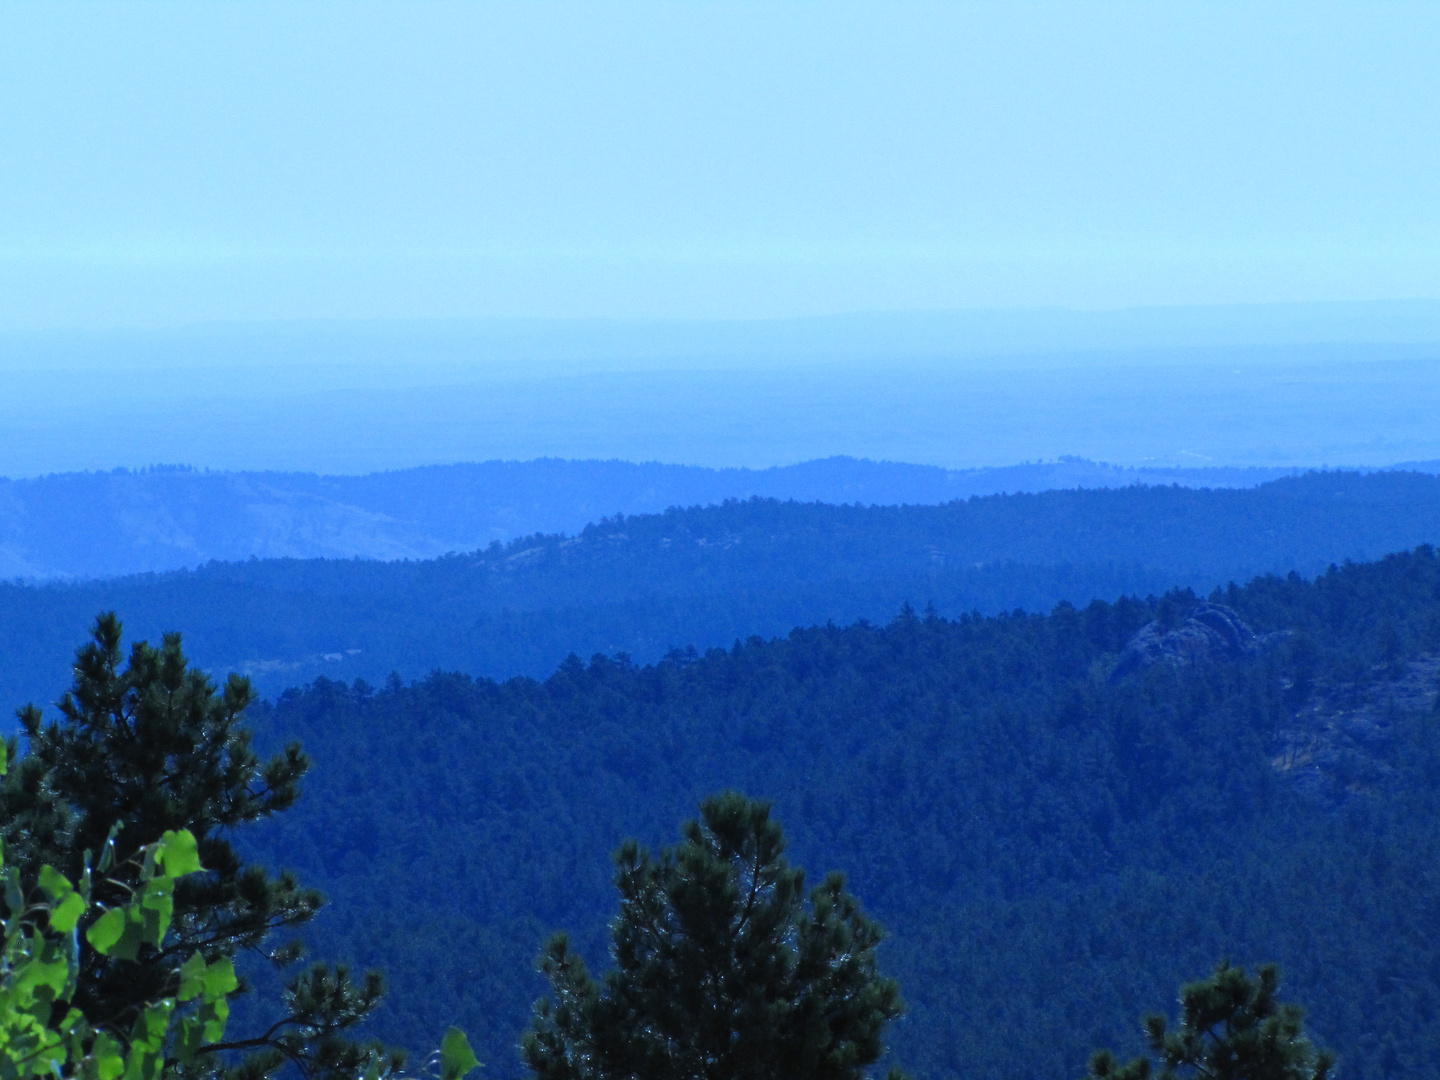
[[1110, 603, 1270, 682]]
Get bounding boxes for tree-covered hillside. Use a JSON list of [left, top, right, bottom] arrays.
[[5, 470, 1440, 710], [0, 456, 1321, 581], [220, 544, 1440, 1080]]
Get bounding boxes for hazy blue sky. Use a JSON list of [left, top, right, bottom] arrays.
[[3, 1, 1439, 329]]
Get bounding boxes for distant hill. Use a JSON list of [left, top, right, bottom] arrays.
[[6, 470, 1440, 711], [1, 456, 1425, 580]]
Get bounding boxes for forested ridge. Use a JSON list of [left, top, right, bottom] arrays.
[[4, 469, 1440, 709], [0, 456, 1325, 581], [214, 543, 1440, 1080]]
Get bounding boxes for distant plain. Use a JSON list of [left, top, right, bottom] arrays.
[[5, 305, 1440, 477]]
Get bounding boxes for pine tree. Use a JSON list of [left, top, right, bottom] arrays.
[[0, 613, 396, 1080], [1086, 962, 1334, 1080], [523, 792, 907, 1080]]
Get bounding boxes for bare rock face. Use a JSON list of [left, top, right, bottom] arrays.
[[1273, 653, 1438, 806], [1109, 603, 1268, 683]]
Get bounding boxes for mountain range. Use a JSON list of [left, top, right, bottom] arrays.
[[7, 469, 1440, 713], [3, 456, 1431, 581]]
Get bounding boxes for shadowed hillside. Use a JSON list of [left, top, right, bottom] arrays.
[[224, 545, 1440, 1080]]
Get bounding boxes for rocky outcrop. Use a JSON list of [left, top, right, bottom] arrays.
[[1109, 603, 1272, 683], [1273, 652, 1438, 806]]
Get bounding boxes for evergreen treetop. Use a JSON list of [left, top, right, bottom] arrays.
[[1087, 963, 1334, 1080], [524, 791, 906, 1080]]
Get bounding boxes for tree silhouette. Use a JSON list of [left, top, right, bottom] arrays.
[[524, 792, 907, 1080], [1087, 963, 1334, 1080]]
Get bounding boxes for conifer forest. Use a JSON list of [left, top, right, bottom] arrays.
[[6, 470, 1440, 1079]]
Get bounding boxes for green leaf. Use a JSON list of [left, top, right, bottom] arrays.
[[129, 1000, 174, 1055], [123, 1046, 165, 1080], [14, 951, 70, 1000], [38, 864, 74, 903], [5, 866, 25, 916], [175, 955, 234, 1047], [86, 908, 127, 955], [199, 996, 230, 1042], [138, 876, 175, 945], [83, 904, 147, 962], [49, 891, 87, 935], [113, 910, 146, 962], [439, 1027, 480, 1080], [177, 952, 207, 1001], [173, 1015, 205, 1064], [56, 1006, 87, 1039], [154, 829, 202, 877], [96, 823, 123, 874], [91, 1032, 126, 1080], [203, 956, 238, 999]]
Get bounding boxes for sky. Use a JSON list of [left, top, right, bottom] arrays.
[[3, 1, 1440, 329]]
